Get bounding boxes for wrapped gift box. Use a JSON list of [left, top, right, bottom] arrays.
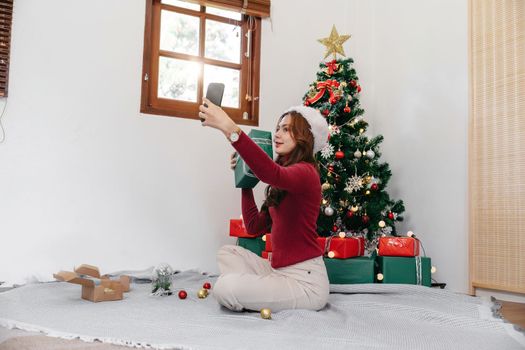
[[318, 236, 365, 259], [376, 256, 431, 286], [263, 234, 272, 251], [237, 236, 266, 256], [234, 129, 273, 189], [229, 218, 255, 238], [378, 236, 420, 257], [323, 256, 375, 284], [261, 250, 272, 260]]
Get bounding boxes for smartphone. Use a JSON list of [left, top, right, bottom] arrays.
[[205, 83, 225, 107]]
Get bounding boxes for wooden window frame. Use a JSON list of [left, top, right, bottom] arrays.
[[0, 0, 13, 97], [140, 0, 261, 126]]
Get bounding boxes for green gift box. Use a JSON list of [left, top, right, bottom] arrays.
[[237, 236, 266, 256], [234, 129, 273, 189], [376, 256, 432, 287], [323, 256, 376, 284]]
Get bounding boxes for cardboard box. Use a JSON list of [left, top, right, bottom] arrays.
[[234, 129, 273, 188], [54, 264, 131, 302]]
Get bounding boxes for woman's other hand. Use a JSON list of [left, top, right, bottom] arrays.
[[199, 98, 235, 134], [230, 152, 238, 170]]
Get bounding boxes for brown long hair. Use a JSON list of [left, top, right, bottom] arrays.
[[262, 111, 318, 210]]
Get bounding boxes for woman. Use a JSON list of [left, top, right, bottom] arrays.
[[199, 98, 330, 312]]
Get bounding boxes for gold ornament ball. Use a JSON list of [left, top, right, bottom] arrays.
[[197, 288, 208, 299], [322, 199, 328, 205], [338, 231, 346, 238], [378, 220, 386, 228], [359, 128, 364, 134], [322, 182, 331, 191], [365, 190, 371, 195], [327, 251, 336, 258], [351, 205, 359, 212], [260, 308, 272, 319], [431, 266, 437, 274], [377, 273, 384, 281]]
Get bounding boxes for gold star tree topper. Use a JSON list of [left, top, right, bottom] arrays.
[[318, 25, 351, 60]]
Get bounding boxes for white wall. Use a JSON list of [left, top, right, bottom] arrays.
[[0, 0, 493, 299], [365, 0, 470, 294]]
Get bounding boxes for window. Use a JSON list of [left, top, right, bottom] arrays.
[[141, 0, 265, 126], [0, 0, 13, 97]]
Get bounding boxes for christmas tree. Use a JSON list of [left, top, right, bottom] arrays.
[[305, 26, 405, 251]]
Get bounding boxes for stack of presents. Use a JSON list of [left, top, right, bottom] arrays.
[[230, 218, 432, 286], [231, 129, 432, 286]]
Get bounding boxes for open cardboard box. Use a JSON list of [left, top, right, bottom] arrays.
[[54, 264, 131, 302]]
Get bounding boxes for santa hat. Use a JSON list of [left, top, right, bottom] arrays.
[[284, 105, 329, 154]]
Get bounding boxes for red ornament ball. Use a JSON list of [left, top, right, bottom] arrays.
[[332, 225, 338, 232], [328, 165, 334, 172], [335, 151, 345, 159], [388, 212, 394, 220], [203, 282, 212, 290], [362, 215, 370, 224], [178, 290, 187, 299], [322, 109, 330, 116], [357, 85, 362, 93], [371, 183, 379, 191], [344, 106, 351, 113], [346, 210, 354, 218], [350, 80, 357, 87], [304, 100, 310, 106]]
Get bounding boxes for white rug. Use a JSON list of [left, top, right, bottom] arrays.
[[0, 270, 523, 350]]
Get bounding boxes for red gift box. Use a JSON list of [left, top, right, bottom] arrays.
[[317, 236, 365, 259], [378, 237, 420, 257], [261, 251, 272, 260], [263, 234, 272, 251], [229, 219, 254, 238]]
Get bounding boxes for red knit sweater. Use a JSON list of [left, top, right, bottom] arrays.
[[232, 132, 323, 268]]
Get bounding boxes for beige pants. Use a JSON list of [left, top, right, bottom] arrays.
[[213, 245, 330, 312]]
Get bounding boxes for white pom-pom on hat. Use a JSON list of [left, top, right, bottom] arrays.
[[284, 106, 329, 154]]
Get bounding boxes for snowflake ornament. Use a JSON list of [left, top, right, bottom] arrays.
[[329, 125, 341, 136], [320, 143, 335, 159], [345, 175, 364, 193]]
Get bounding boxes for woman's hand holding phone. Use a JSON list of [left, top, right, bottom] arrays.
[[199, 97, 236, 135]]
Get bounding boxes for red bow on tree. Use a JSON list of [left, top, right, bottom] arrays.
[[306, 79, 341, 105], [326, 60, 339, 75]]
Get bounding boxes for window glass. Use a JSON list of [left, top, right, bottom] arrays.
[[203, 64, 240, 108], [158, 57, 201, 102], [205, 6, 242, 20], [162, 0, 200, 11], [205, 19, 241, 64], [160, 10, 200, 56]]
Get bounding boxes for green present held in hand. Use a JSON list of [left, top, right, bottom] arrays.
[[376, 256, 432, 287], [237, 236, 266, 256], [234, 129, 273, 189], [323, 256, 376, 284]]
